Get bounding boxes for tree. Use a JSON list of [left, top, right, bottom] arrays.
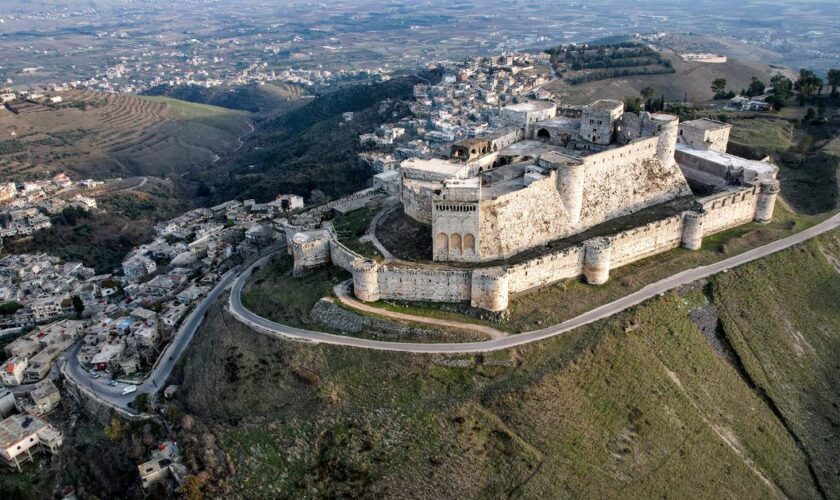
[[103, 417, 127, 441], [795, 69, 823, 105], [746, 77, 765, 97], [804, 107, 817, 123], [828, 69, 840, 96], [711, 78, 727, 96], [640, 86, 656, 101], [71, 295, 85, 318], [770, 75, 793, 105], [624, 96, 641, 113], [0, 301, 23, 315]]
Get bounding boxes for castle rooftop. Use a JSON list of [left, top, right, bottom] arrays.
[[676, 144, 777, 180], [681, 117, 731, 131], [586, 99, 624, 111], [504, 100, 556, 113], [401, 158, 469, 178]]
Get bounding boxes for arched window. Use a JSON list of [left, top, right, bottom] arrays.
[[435, 233, 448, 257], [463, 233, 476, 255], [449, 233, 462, 255]]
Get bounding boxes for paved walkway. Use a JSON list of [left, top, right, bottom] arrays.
[[333, 282, 507, 340], [228, 212, 840, 354], [366, 201, 399, 263]]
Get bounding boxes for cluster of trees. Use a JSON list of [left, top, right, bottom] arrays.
[[566, 65, 675, 85], [624, 87, 667, 114], [546, 42, 674, 84], [711, 68, 840, 110], [54, 206, 90, 226]]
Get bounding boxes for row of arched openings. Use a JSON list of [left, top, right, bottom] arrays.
[[435, 232, 476, 257]]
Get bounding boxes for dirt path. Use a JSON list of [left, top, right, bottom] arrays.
[[333, 282, 507, 340]]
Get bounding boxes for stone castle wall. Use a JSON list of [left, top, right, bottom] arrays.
[[699, 186, 758, 234], [474, 137, 690, 262], [609, 215, 684, 267], [505, 246, 585, 293], [401, 180, 437, 224], [329, 238, 362, 272], [478, 171, 569, 259], [351, 182, 765, 310]]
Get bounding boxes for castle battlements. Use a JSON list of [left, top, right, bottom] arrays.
[[287, 98, 780, 313]]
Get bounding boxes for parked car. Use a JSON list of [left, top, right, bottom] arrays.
[[121, 385, 137, 396], [107, 380, 118, 387]]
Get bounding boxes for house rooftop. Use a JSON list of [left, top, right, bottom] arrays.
[[0, 414, 48, 449]]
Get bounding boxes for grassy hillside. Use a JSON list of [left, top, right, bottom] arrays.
[[172, 232, 840, 498], [0, 90, 251, 179], [724, 111, 840, 214], [712, 231, 840, 497], [143, 82, 306, 115]]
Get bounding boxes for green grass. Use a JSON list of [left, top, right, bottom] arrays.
[[180, 259, 830, 497], [240, 254, 349, 327], [331, 206, 383, 260], [711, 230, 840, 497], [727, 117, 794, 157]]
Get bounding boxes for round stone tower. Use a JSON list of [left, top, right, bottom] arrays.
[[351, 259, 380, 302], [754, 179, 780, 223], [681, 210, 705, 250], [470, 268, 509, 312], [583, 237, 612, 285], [558, 162, 585, 224], [652, 114, 679, 169]]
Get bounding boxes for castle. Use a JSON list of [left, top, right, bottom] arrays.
[[286, 99, 780, 313]]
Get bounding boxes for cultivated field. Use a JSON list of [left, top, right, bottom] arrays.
[[0, 90, 251, 180]]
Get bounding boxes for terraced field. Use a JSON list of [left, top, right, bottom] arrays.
[[0, 90, 251, 179]]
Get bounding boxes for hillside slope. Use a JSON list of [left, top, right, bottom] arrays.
[[0, 90, 251, 179], [201, 73, 436, 203], [173, 232, 840, 498], [143, 82, 307, 116], [550, 53, 775, 104]]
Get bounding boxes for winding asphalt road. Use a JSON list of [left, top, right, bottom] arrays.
[[229, 212, 840, 354], [62, 268, 239, 413]]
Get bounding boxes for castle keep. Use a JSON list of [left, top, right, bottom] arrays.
[[288, 99, 780, 313]]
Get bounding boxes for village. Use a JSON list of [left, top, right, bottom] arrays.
[[358, 52, 555, 177], [0, 190, 301, 487], [0, 173, 100, 239]]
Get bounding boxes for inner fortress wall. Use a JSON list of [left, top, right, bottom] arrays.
[[478, 171, 571, 259], [577, 137, 691, 228], [476, 137, 691, 262], [401, 180, 437, 224]]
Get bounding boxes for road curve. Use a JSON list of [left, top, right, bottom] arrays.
[[229, 213, 840, 354], [63, 268, 240, 412]]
